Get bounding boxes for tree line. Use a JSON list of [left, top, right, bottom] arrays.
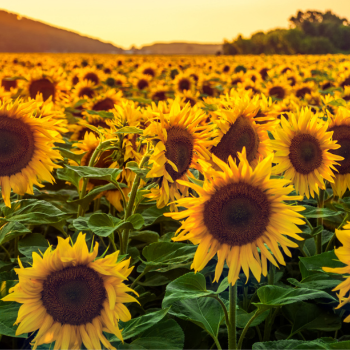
[[223, 10, 350, 55]]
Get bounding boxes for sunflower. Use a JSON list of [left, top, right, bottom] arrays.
[[327, 107, 350, 197], [164, 150, 305, 284], [323, 222, 350, 322], [210, 92, 274, 168], [72, 80, 98, 100], [271, 108, 343, 199], [173, 72, 195, 93], [0, 99, 62, 207], [144, 100, 217, 210], [2, 232, 138, 349]]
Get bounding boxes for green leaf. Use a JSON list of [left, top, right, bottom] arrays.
[[64, 165, 123, 183], [142, 242, 196, 273], [86, 110, 114, 119], [142, 205, 175, 226], [0, 303, 27, 338], [299, 251, 346, 275], [125, 161, 149, 180], [128, 319, 184, 350], [168, 297, 224, 339], [0, 222, 31, 245], [130, 230, 159, 243], [88, 213, 120, 237], [57, 167, 81, 189], [253, 285, 336, 312], [283, 302, 341, 337], [253, 338, 350, 349], [72, 216, 91, 233], [108, 308, 170, 342], [328, 99, 346, 107], [301, 205, 341, 218], [88, 213, 144, 237], [114, 126, 144, 135], [18, 233, 49, 258], [127, 97, 152, 105], [236, 308, 270, 328], [288, 274, 341, 290], [54, 147, 86, 165], [2, 199, 71, 225], [162, 272, 209, 308], [68, 183, 121, 210]]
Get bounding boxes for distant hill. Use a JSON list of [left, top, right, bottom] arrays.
[[0, 10, 123, 53], [136, 42, 222, 55]]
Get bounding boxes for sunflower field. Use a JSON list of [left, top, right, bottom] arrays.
[[1, 54, 350, 350]]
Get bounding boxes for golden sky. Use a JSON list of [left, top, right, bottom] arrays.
[[2, 0, 350, 49]]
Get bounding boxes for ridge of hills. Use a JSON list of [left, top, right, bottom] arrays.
[[0, 10, 123, 53], [0, 10, 222, 54]]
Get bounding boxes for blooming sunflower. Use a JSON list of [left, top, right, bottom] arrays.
[[2, 232, 138, 350], [165, 150, 305, 284], [271, 108, 343, 199], [327, 107, 350, 197], [0, 99, 62, 207], [210, 92, 274, 168], [323, 222, 350, 322], [144, 100, 217, 210]]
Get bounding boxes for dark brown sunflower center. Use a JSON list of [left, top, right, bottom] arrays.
[[41, 265, 106, 326], [29, 78, 55, 101], [1, 78, 17, 91], [165, 126, 194, 181], [289, 133, 323, 174], [211, 116, 259, 164], [84, 72, 99, 85], [203, 182, 271, 246], [79, 87, 95, 98], [179, 79, 191, 91], [137, 79, 149, 90], [329, 125, 350, 175], [93, 98, 115, 111], [152, 91, 167, 101], [0, 116, 35, 177], [269, 86, 285, 99], [143, 68, 155, 77], [202, 84, 214, 96], [296, 87, 311, 98]]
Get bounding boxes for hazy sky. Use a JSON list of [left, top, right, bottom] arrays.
[[2, 0, 350, 49]]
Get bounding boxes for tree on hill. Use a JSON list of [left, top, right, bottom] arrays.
[[223, 10, 350, 55]]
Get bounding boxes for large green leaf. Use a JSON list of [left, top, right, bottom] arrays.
[[283, 302, 341, 337], [236, 308, 270, 328], [141, 242, 196, 273], [168, 297, 224, 340], [18, 233, 49, 258], [288, 274, 341, 291], [0, 222, 31, 245], [125, 319, 184, 350], [64, 165, 123, 183], [299, 251, 345, 278], [2, 199, 71, 225], [108, 308, 170, 342], [253, 338, 350, 349], [301, 205, 341, 219], [141, 205, 175, 226], [0, 303, 27, 338], [130, 230, 159, 243], [125, 161, 148, 180], [253, 285, 336, 311], [87, 213, 144, 237]]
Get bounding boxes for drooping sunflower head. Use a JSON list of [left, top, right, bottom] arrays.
[[0, 99, 63, 207], [2, 232, 138, 350], [165, 150, 305, 285], [327, 107, 350, 197], [144, 99, 217, 210], [210, 92, 274, 167], [323, 222, 350, 322], [271, 108, 343, 199]]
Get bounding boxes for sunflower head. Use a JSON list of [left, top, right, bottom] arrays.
[[271, 108, 343, 198], [2, 232, 138, 350], [165, 149, 305, 285]]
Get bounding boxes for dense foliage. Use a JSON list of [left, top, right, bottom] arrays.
[[0, 54, 350, 350], [223, 10, 350, 55]]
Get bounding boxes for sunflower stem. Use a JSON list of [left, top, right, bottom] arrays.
[[77, 139, 118, 218], [268, 264, 276, 285], [130, 266, 152, 289], [316, 189, 325, 255], [325, 213, 349, 252], [228, 283, 237, 350], [121, 145, 150, 255]]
